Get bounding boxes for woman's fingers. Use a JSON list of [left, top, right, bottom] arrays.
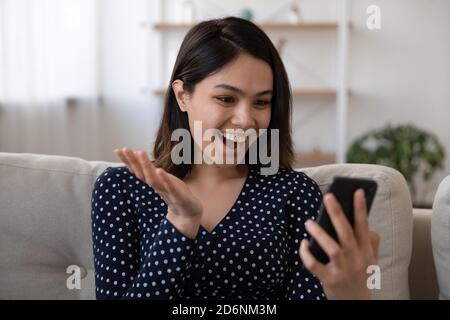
[[136, 151, 175, 203], [354, 189, 371, 250], [115, 148, 160, 190], [305, 219, 342, 262], [115, 147, 143, 179], [370, 231, 380, 262], [114, 148, 134, 173], [324, 193, 357, 249], [122, 148, 145, 181], [299, 239, 326, 278], [136, 151, 161, 188]]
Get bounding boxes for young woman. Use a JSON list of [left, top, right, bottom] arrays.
[[91, 17, 379, 300]]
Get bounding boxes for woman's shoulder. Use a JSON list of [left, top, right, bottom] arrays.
[[94, 166, 134, 185], [92, 166, 162, 212], [93, 165, 153, 195]]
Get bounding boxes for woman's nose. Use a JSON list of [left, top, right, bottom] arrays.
[[230, 102, 256, 129]]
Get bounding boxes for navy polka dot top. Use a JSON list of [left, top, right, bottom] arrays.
[[91, 166, 326, 300]]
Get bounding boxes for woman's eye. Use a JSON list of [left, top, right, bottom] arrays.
[[254, 100, 270, 106], [217, 96, 235, 104]]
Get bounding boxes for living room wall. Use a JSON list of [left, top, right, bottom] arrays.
[[0, 0, 448, 205]]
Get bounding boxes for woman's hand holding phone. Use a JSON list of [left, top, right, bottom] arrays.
[[114, 147, 203, 239], [299, 189, 380, 300]]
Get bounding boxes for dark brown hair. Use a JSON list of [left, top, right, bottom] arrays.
[[152, 16, 294, 178]]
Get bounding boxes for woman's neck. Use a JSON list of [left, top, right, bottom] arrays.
[[184, 164, 248, 187]]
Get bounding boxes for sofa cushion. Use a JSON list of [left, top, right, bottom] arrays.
[[431, 175, 450, 300]]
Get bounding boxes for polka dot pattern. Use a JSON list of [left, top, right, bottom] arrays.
[[91, 166, 326, 300]]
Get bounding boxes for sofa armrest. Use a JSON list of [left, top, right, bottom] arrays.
[[409, 208, 439, 299], [431, 175, 450, 300]]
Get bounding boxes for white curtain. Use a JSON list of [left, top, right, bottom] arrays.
[[0, 0, 99, 106], [0, 0, 101, 158]]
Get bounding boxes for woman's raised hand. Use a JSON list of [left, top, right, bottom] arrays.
[[114, 147, 203, 238]]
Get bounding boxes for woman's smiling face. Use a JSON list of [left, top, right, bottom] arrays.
[[172, 52, 273, 165]]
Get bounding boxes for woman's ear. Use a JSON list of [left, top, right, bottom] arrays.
[[172, 79, 190, 112]]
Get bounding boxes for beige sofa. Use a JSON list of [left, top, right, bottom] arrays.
[[0, 152, 446, 299]]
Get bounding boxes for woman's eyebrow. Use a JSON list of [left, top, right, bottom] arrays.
[[213, 84, 272, 97]]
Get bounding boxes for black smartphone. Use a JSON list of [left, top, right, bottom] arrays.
[[308, 176, 378, 264]]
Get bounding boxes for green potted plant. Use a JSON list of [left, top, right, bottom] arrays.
[[347, 123, 445, 207]]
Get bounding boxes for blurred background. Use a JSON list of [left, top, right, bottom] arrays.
[[0, 0, 448, 207]]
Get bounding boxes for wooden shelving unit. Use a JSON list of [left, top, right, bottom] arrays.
[[294, 150, 336, 168], [292, 89, 337, 97], [153, 0, 351, 166]]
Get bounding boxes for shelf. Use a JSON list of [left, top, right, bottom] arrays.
[[294, 150, 336, 168], [154, 89, 166, 96], [292, 89, 337, 97], [154, 22, 351, 30], [154, 88, 349, 97]]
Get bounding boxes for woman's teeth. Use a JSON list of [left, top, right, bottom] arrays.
[[222, 132, 246, 144]]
